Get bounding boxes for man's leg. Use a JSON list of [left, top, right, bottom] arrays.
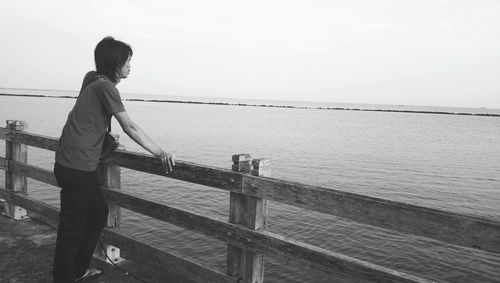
[[53, 164, 92, 283], [75, 173, 109, 277]]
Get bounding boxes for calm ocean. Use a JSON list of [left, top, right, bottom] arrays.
[[1, 89, 499, 282]]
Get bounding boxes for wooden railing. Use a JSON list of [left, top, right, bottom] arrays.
[[1, 120, 499, 283]]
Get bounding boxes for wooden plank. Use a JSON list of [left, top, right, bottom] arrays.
[[101, 229, 239, 283], [0, 188, 59, 223], [227, 155, 266, 282], [106, 150, 243, 192], [0, 127, 9, 141], [103, 188, 428, 282], [98, 162, 121, 228], [227, 191, 244, 276], [228, 194, 266, 230], [242, 176, 500, 254], [4, 121, 28, 220], [10, 130, 58, 151], [251, 159, 271, 177], [8, 160, 57, 187], [96, 160, 122, 262], [232, 154, 251, 163], [3, 129, 242, 192], [0, 157, 7, 170], [5, 121, 28, 193], [0, 127, 58, 151]]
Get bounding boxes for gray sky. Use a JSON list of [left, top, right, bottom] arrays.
[[1, 0, 499, 108]]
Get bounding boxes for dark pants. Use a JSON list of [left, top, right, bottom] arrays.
[[53, 163, 109, 283]]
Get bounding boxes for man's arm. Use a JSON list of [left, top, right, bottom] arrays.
[[114, 111, 175, 172]]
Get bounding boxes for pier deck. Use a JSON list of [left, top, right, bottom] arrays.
[[0, 203, 195, 283]]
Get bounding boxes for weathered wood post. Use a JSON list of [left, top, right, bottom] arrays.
[[4, 120, 28, 220], [226, 154, 269, 283], [96, 136, 123, 263], [251, 158, 271, 177]]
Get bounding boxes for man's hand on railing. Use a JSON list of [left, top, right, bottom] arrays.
[[158, 151, 175, 174]]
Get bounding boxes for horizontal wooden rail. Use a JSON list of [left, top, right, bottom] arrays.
[[105, 151, 500, 255], [106, 151, 243, 192], [0, 157, 57, 186], [0, 127, 58, 151], [101, 229, 239, 283], [0, 188, 59, 222], [0, 129, 244, 192], [242, 176, 500, 254], [0, 188, 240, 283], [2, 148, 500, 255], [103, 188, 429, 282]]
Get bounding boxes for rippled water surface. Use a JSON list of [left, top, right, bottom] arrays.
[[1, 94, 499, 282]]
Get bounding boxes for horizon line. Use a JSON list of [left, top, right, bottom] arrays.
[[1, 92, 499, 118], [0, 86, 497, 111]]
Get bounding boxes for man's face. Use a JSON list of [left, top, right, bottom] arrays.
[[119, 55, 132, 79]]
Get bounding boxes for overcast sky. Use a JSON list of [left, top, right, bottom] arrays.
[[1, 0, 499, 108]]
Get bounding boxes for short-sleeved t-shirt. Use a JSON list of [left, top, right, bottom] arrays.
[[55, 71, 125, 171]]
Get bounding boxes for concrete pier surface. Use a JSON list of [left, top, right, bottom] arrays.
[[0, 204, 195, 283]]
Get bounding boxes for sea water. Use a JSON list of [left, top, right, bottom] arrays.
[[0, 92, 499, 282]]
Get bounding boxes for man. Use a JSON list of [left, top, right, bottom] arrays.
[[53, 36, 175, 282]]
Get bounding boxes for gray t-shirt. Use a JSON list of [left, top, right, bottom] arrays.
[[56, 71, 125, 171]]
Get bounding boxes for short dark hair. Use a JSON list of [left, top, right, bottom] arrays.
[[94, 37, 133, 83]]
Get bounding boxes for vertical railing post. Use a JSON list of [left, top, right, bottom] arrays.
[[226, 154, 269, 283], [4, 120, 28, 220], [96, 139, 123, 263], [251, 158, 271, 178]]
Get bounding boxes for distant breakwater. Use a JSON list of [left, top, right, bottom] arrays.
[[1, 93, 499, 117]]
